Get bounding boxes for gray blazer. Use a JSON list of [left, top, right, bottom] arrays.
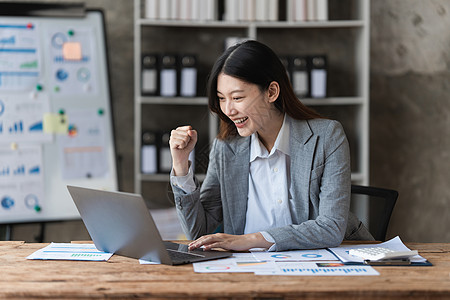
[[172, 117, 373, 251]]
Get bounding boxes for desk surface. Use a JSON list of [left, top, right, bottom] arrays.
[[1, 241, 449, 299]]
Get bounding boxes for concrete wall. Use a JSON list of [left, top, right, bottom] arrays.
[[1, 0, 449, 243], [370, 0, 450, 242]]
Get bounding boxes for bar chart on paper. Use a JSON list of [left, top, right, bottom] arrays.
[[257, 262, 380, 276]]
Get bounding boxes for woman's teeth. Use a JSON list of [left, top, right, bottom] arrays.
[[234, 117, 248, 124]]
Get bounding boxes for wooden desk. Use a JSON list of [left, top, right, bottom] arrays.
[[1, 241, 449, 299]]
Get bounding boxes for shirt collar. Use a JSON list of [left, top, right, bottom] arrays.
[[250, 114, 290, 162]]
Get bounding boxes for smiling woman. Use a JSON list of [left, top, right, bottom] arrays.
[[168, 40, 374, 252]]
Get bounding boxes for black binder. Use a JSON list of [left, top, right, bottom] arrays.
[[291, 55, 309, 98], [309, 55, 327, 98], [279, 55, 291, 81], [141, 130, 158, 174], [141, 54, 159, 96], [158, 132, 172, 173], [179, 54, 197, 97], [159, 54, 178, 97]]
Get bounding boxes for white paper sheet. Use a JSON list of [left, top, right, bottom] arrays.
[[0, 21, 41, 91], [193, 253, 278, 273], [0, 94, 51, 143], [251, 248, 338, 262], [26, 243, 113, 261], [57, 109, 109, 179]]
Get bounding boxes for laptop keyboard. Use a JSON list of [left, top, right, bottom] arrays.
[[166, 249, 205, 261]]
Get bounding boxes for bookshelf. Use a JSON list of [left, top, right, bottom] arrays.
[[134, 0, 370, 210]]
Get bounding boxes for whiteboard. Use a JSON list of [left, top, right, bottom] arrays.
[[0, 10, 118, 223]]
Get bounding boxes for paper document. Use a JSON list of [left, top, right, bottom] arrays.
[[193, 253, 278, 273], [193, 249, 381, 276], [328, 236, 427, 264], [26, 243, 113, 261], [256, 261, 379, 276], [251, 248, 337, 262]]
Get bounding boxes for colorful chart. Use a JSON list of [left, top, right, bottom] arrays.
[[1, 196, 14, 209], [205, 265, 231, 271], [301, 253, 323, 258], [271, 254, 291, 259]]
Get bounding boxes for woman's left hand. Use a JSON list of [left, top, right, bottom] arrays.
[[188, 232, 273, 252]]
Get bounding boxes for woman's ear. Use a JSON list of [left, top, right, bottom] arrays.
[[267, 81, 280, 103]]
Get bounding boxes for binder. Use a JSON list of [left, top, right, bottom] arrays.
[[158, 131, 195, 174], [141, 130, 158, 174], [310, 55, 327, 98], [291, 55, 309, 98], [159, 0, 170, 20], [179, 54, 197, 97], [225, 0, 239, 22], [256, 0, 269, 21], [159, 54, 178, 97], [141, 54, 159, 96], [144, 0, 158, 19], [279, 55, 291, 81], [268, 0, 278, 21], [306, 0, 315, 21], [203, 0, 218, 21], [291, 0, 306, 22], [158, 132, 172, 173], [316, 0, 328, 21], [179, 0, 190, 20]]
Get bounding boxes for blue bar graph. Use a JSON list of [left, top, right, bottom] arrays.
[[9, 121, 24, 133], [0, 167, 9, 176], [13, 165, 25, 175], [29, 166, 40, 174]]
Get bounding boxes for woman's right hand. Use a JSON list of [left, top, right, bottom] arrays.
[[169, 125, 197, 176]]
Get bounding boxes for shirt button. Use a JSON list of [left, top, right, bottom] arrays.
[[273, 167, 278, 173], [277, 199, 282, 204]]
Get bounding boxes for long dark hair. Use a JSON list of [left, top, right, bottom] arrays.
[[207, 40, 322, 140]]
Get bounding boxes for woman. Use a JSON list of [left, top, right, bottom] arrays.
[[169, 40, 373, 252]]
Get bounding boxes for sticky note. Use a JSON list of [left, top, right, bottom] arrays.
[[63, 42, 82, 60], [43, 113, 69, 134]]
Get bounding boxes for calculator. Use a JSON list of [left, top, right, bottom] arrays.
[[348, 247, 418, 261]]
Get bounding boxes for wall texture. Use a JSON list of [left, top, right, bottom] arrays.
[[2, 0, 449, 243], [370, 0, 450, 242]]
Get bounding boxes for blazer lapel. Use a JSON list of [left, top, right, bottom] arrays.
[[289, 118, 317, 224], [223, 136, 250, 235]]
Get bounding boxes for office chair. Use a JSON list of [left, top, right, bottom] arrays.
[[350, 185, 399, 242]]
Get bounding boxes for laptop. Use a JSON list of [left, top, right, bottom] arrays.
[[67, 185, 232, 265]]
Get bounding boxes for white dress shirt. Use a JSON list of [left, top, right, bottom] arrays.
[[244, 114, 292, 235], [170, 114, 293, 249]]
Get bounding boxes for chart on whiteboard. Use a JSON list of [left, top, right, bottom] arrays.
[[0, 145, 44, 216]]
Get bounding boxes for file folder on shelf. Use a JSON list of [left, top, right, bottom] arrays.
[[141, 54, 159, 96], [158, 132, 172, 173], [160, 54, 178, 97], [291, 55, 309, 98], [310, 55, 327, 98], [279, 56, 291, 81], [141, 130, 158, 174], [158, 131, 195, 173], [180, 54, 197, 97]]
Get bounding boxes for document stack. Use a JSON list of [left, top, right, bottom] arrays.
[[287, 0, 328, 22], [145, 0, 218, 21]]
